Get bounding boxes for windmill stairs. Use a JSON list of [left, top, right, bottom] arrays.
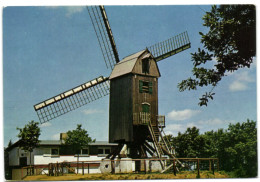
[[147, 121, 183, 173]]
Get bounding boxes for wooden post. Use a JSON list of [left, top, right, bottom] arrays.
[[173, 159, 176, 176], [149, 160, 151, 173], [212, 159, 215, 175], [88, 163, 90, 174], [144, 159, 146, 174], [197, 159, 200, 178], [56, 162, 58, 176], [111, 160, 114, 174], [48, 164, 50, 176], [77, 160, 79, 174], [217, 159, 219, 171], [61, 163, 63, 175], [82, 162, 84, 175], [209, 159, 211, 171]]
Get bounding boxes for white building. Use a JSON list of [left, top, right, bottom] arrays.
[[6, 134, 118, 179]]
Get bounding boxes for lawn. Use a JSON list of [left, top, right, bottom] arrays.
[[24, 171, 229, 180]]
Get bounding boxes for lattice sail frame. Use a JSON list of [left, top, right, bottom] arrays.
[[148, 31, 191, 62], [87, 6, 120, 70], [34, 76, 109, 123]]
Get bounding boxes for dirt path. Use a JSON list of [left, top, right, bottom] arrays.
[[24, 171, 229, 180]]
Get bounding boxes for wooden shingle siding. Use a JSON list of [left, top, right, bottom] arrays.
[[109, 75, 133, 143]]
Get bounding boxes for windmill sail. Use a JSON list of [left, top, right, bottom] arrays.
[[87, 6, 120, 70], [34, 76, 109, 123], [147, 31, 191, 62]]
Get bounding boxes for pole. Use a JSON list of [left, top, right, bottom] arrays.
[[48, 164, 50, 176], [144, 159, 146, 174], [197, 159, 200, 178], [111, 160, 115, 174], [212, 159, 215, 175], [88, 163, 90, 174], [61, 163, 63, 175], [82, 162, 84, 175], [217, 159, 219, 171], [173, 159, 176, 176], [209, 159, 211, 171], [77, 154, 79, 174]]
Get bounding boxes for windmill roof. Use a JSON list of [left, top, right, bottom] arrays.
[[109, 49, 147, 79]]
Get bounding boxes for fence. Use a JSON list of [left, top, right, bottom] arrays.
[[20, 157, 218, 178]]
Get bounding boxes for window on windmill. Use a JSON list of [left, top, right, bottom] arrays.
[[142, 58, 150, 74], [139, 80, 152, 94]]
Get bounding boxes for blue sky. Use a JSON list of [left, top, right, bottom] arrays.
[[3, 5, 257, 147]]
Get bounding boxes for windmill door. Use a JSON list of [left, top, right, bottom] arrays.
[[141, 103, 150, 124]]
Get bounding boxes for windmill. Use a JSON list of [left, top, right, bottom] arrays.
[[34, 6, 191, 171]]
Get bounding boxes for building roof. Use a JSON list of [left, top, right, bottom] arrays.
[[89, 141, 118, 146], [39, 140, 62, 145], [109, 49, 148, 79], [6, 140, 118, 151]]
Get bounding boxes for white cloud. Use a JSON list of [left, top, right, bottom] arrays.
[[65, 7, 85, 17], [82, 109, 102, 115], [164, 124, 186, 136], [40, 122, 52, 127], [229, 70, 254, 92], [167, 109, 201, 121], [235, 71, 254, 82], [195, 118, 236, 131], [226, 56, 256, 93], [52, 133, 60, 140], [44, 6, 85, 17], [229, 81, 247, 91], [164, 118, 237, 136], [198, 118, 224, 126]]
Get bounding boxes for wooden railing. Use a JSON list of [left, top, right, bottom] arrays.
[[133, 112, 151, 125]]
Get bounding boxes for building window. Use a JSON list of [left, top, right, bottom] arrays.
[[81, 148, 89, 155], [98, 147, 111, 156], [19, 157, 27, 167], [139, 80, 152, 94], [51, 148, 59, 155], [98, 148, 103, 154], [142, 58, 150, 74], [105, 149, 110, 154]]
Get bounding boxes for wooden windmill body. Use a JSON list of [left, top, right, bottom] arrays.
[[34, 6, 191, 163], [109, 50, 160, 144]]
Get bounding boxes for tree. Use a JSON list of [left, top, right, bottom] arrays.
[[178, 5, 256, 106], [169, 126, 206, 158], [5, 140, 13, 180], [16, 121, 41, 166], [64, 124, 95, 155], [167, 119, 257, 177], [7, 140, 13, 148], [219, 120, 257, 177]]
